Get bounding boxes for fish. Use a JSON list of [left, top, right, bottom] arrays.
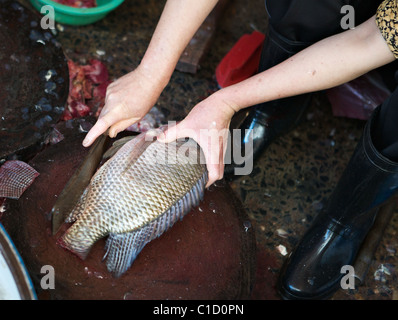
[[57, 128, 207, 277]]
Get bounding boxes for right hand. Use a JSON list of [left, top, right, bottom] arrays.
[[157, 91, 238, 188], [82, 64, 167, 147]]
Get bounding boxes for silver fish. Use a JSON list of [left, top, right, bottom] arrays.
[[58, 128, 207, 277]]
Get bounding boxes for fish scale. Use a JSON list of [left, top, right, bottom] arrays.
[[58, 129, 207, 277]]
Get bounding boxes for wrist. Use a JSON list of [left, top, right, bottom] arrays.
[[212, 89, 241, 117], [137, 58, 172, 90]]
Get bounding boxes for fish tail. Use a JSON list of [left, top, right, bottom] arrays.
[[104, 231, 148, 278], [104, 171, 207, 277]]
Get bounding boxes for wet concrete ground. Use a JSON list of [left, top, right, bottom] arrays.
[[19, 0, 398, 300]]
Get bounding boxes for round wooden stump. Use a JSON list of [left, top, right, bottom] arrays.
[[2, 119, 256, 300]]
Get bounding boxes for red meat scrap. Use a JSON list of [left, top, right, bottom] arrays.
[[62, 59, 111, 121], [53, 0, 97, 8], [61, 58, 165, 132], [82, 59, 109, 84]]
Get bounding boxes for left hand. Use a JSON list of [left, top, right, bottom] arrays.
[[157, 92, 237, 188]]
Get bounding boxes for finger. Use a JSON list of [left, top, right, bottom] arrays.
[[157, 123, 179, 143], [198, 143, 221, 188], [205, 162, 222, 188], [205, 150, 225, 188], [158, 123, 200, 145], [218, 136, 227, 180], [82, 117, 112, 147], [109, 118, 140, 138]]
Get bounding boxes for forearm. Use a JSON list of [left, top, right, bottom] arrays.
[[217, 15, 395, 112], [139, 0, 219, 86]]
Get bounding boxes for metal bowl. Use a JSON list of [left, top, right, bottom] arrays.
[[0, 224, 36, 300]]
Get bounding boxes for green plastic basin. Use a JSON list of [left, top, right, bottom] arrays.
[[29, 0, 124, 26]]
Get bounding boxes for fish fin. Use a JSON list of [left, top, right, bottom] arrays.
[[102, 136, 136, 160], [104, 171, 207, 277]]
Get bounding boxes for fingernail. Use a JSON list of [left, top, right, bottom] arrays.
[[109, 129, 118, 139], [82, 138, 90, 147], [156, 133, 165, 142]]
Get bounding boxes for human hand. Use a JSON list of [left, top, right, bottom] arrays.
[[82, 64, 168, 147], [157, 92, 237, 188]]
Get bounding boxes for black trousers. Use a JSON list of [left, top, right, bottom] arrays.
[[265, 0, 379, 43], [262, 0, 398, 161]]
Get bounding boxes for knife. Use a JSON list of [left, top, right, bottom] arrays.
[[51, 133, 109, 235]]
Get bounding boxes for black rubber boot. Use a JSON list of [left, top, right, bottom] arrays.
[[277, 106, 398, 300]]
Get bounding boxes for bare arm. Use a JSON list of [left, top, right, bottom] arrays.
[[82, 0, 219, 147], [216, 15, 395, 112], [140, 0, 219, 85], [160, 15, 396, 186]]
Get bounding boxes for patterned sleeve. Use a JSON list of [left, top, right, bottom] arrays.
[[376, 0, 398, 58]]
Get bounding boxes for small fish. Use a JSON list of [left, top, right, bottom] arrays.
[[57, 128, 207, 277]]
